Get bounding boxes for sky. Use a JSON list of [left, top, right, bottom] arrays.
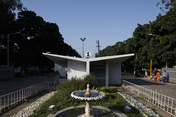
[[20, 0, 166, 58]]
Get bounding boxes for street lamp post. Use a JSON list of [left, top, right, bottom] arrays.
[[7, 32, 20, 66], [80, 38, 86, 58]]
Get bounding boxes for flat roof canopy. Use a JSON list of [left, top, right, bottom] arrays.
[[43, 53, 134, 64]]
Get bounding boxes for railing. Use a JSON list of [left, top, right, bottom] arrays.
[[122, 80, 176, 117], [0, 82, 57, 114]]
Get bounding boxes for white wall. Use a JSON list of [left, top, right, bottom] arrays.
[[54, 60, 67, 77], [108, 60, 121, 85], [67, 60, 86, 80]]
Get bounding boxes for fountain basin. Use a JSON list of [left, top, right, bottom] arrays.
[[71, 90, 105, 101]]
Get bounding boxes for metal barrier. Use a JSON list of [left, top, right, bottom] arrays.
[[122, 80, 176, 117], [0, 82, 57, 114]]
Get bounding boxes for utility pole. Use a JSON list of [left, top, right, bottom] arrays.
[[80, 38, 86, 58], [96, 40, 101, 57]]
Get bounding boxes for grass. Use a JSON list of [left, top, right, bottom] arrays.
[[30, 77, 144, 117]]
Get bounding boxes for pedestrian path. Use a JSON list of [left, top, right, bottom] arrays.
[[122, 73, 176, 99], [119, 87, 173, 117]]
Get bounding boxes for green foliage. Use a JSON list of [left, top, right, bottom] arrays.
[[156, 0, 176, 12], [57, 77, 86, 99], [99, 8, 176, 70], [84, 73, 97, 88], [31, 86, 143, 117], [0, 8, 81, 68], [98, 86, 118, 93]]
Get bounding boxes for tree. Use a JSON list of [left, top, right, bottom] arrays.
[[157, 0, 176, 12], [12, 10, 80, 70], [0, 0, 23, 44], [0, 1, 81, 72], [0, 0, 23, 65], [98, 8, 176, 70]]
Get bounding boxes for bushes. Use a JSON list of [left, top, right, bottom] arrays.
[[98, 86, 118, 93], [57, 73, 97, 99], [84, 73, 97, 88], [57, 77, 86, 99]]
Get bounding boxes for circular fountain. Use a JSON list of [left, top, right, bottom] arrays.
[[71, 84, 105, 117]]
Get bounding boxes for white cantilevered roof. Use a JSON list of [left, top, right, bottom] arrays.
[[43, 53, 134, 63]]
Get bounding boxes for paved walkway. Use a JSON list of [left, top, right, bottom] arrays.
[[1, 90, 49, 117], [119, 87, 173, 117], [1, 73, 174, 117], [0, 74, 55, 96], [122, 73, 175, 117], [122, 73, 176, 99]]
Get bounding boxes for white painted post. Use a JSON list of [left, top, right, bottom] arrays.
[[86, 60, 90, 75], [153, 91, 154, 104], [164, 95, 166, 107], [171, 98, 173, 114], [17, 92, 18, 103], [167, 97, 169, 112], [4, 96, 5, 110], [106, 61, 109, 86], [8, 95, 9, 109], [161, 94, 163, 107]]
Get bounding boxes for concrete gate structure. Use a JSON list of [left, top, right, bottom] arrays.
[[43, 53, 134, 86]]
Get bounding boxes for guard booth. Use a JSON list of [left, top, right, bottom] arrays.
[[43, 53, 134, 86]]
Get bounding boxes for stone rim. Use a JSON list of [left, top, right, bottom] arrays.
[[71, 90, 105, 101]]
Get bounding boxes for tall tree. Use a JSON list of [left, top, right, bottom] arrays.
[[157, 0, 176, 12], [0, 0, 23, 65], [13, 10, 80, 69], [99, 8, 176, 70]]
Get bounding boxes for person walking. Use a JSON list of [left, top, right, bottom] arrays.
[[151, 70, 155, 81], [162, 70, 167, 83]]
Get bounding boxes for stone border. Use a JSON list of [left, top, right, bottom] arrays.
[[47, 105, 127, 117], [118, 91, 161, 117]]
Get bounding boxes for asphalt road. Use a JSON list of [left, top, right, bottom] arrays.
[[0, 75, 55, 96], [1, 73, 176, 99], [122, 73, 176, 99]]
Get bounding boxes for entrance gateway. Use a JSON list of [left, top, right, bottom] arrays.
[[43, 53, 134, 86]]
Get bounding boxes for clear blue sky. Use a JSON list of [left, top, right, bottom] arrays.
[[20, 0, 165, 57]]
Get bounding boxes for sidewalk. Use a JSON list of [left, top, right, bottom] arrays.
[[119, 87, 173, 117], [1, 90, 49, 117], [0, 78, 66, 117]]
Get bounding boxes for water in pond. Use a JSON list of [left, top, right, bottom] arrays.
[[56, 108, 119, 117], [74, 92, 101, 97]]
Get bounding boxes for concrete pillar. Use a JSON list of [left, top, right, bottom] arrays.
[[106, 61, 109, 86], [86, 60, 90, 75]]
